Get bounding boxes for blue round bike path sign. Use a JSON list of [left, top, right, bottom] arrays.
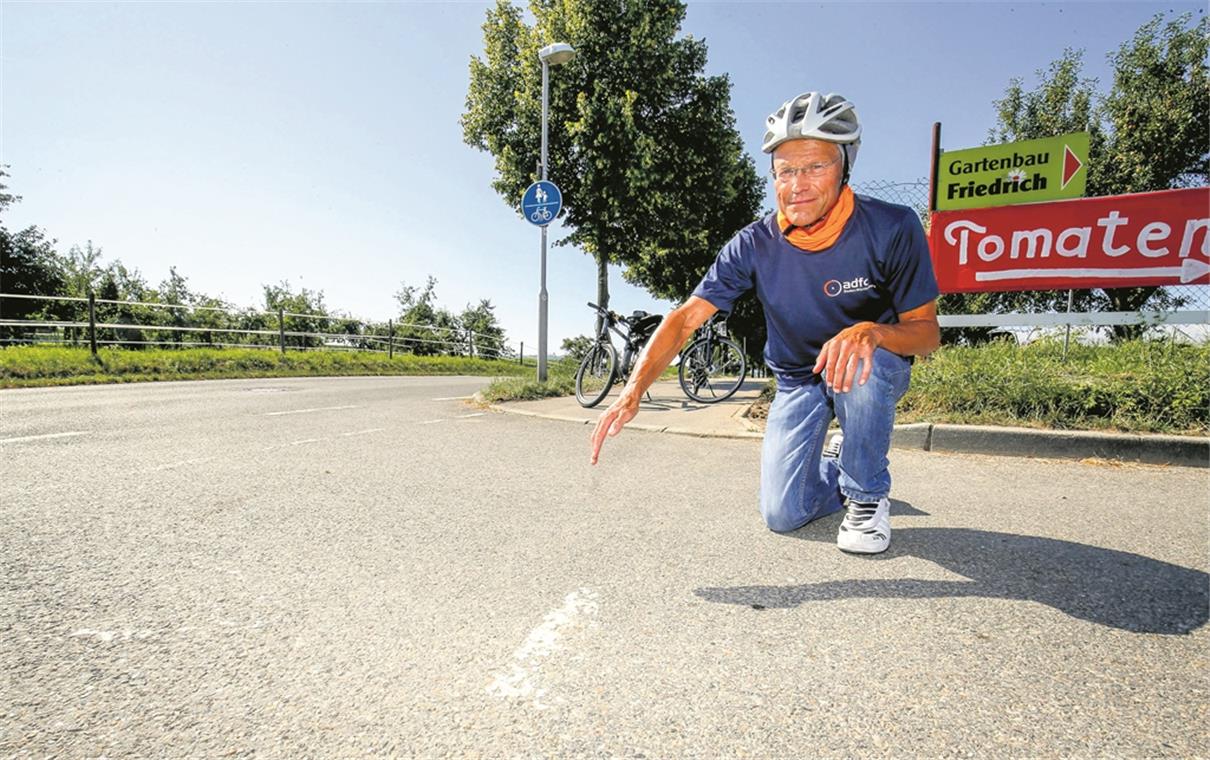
[[521, 181, 562, 227]]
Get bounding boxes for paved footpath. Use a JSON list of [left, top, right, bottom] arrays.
[[2, 376, 1207, 757], [503, 378, 1209, 467]]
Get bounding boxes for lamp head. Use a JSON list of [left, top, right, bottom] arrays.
[[538, 42, 576, 66]]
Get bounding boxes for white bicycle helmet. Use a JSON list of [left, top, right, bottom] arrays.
[[762, 91, 862, 183]]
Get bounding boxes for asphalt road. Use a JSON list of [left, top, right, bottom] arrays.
[[2, 376, 1207, 758]]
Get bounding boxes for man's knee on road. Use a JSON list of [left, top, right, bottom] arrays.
[[762, 504, 807, 533]]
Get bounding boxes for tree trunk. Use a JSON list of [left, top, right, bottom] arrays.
[[1102, 286, 1156, 342], [595, 253, 610, 338]]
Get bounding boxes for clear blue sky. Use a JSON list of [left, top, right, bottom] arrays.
[[2, 1, 1202, 353]]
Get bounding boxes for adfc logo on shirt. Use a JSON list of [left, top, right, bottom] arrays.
[[823, 277, 875, 298]]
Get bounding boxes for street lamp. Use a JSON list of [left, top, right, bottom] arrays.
[[536, 42, 575, 382]]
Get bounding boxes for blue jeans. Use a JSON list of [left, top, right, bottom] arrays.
[[760, 348, 913, 532]]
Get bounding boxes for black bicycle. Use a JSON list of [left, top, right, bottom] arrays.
[[677, 311, 747, 403], [575, 302, 663, 408]]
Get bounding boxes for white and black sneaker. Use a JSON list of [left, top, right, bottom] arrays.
[[837, 497, 891, 554], [822, 432, 844, 459]]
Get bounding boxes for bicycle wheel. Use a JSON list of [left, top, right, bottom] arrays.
[[678, 337, 747, 403], [575, 342, 618, 408]]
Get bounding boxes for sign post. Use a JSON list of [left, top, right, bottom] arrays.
[[522, 179, 563, 382]]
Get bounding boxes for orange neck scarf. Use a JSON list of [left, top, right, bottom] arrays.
[[777, 186, 855, 251]]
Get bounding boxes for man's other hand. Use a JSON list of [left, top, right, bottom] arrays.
[[589, 391, 640, 465]]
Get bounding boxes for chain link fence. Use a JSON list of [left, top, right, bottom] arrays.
[[851, 177, 1210, 341]]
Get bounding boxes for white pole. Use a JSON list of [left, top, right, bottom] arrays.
[[538, 59, 550, 383]]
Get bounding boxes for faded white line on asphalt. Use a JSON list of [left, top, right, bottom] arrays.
[[144, 457, 213, 473], [419, 419, 445, 425], [486, 588, 599, 710], [263, 405, 359, 417], [0, 431, 90, 445], [458, 413, 485, 419], [289, 438, 326, 446], [69, 628, 155, 643], [432, 396, 472, 401], [339, 428, 386, 437]]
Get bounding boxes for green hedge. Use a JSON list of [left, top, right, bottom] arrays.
[[0, 346, 530, 387], [899, 339, 1209, 434]]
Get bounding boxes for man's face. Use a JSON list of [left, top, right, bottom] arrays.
[[772, 139, 845, 228]]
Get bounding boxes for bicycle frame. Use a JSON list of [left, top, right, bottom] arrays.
[[683, 313, 726, 361], [590, 307, 647, 382]]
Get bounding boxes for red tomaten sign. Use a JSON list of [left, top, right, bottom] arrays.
[[928, 187, 1210, 293]]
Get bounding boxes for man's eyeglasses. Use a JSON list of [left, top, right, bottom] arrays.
[[771, 157, 841, 182]]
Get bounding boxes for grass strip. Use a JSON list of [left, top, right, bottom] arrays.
[[899, 339, 1208, 434], [0, 346, 531, 388], [749, 339, 1207, 436]]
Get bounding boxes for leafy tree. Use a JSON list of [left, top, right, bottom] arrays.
[[460, 298, 506, 357], [93, 262, 154, 348], [263, 280, 329, 348], [560, 334, 594, 362], [0, 169, 65, 342], [947, 13, 1208, 343], [1101, 13, 1209, 193], [0, 166, 20, 220], [462, 0, 762, 338], [0, 226, 63, 315], [158, 266, 193, 306], [0, 227, 64, 340], [188, 295, 239, 348], [149, 266, 198, 347], [60, 241, 105, 298], [395, 276, 462, 355]]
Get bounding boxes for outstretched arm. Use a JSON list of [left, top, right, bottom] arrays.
[[589, 296, 718, 465]]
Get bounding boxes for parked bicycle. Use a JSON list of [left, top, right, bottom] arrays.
[[677, 311, 747, 403], [574, 302, 663, 408]]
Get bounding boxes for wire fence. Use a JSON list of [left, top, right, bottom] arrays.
[[851, 178, 1210, 342], [0, 292, 526, 362]]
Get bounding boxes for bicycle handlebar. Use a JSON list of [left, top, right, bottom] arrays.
[[587, 302, 622, 323]]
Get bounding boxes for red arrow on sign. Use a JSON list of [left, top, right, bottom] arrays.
[[1062, 145, 1083, 188]]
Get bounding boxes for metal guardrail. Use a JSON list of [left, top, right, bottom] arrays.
[[0, 292, 522, 362]]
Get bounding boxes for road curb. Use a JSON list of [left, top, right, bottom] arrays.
[[488, 398, 1208, 468], [921, 424, 1209, 468]]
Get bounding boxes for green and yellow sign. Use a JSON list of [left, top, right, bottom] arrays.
[[937, 131, 1089, 211]]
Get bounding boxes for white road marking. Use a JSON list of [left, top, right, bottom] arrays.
[[339, 428, 386, 437], [458, 413, 485, 419], [432, 396, 473, 401], [419, 419, 445, 425], [487, 588, 599, 709], [263, 405, 359, 417], [69, 628, 154, 642], [144, 457, 213, 473], [0, 431, 90, 445], [289, 438, 326, 446]]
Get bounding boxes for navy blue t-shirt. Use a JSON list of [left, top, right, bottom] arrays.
[[692, 195, 939, 387]]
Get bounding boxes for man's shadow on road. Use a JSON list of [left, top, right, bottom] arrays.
[[694, 500, 1208, 635]]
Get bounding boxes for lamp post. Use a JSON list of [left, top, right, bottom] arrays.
[[536, 42, 575, 382]]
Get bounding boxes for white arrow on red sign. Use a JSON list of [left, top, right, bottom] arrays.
[[1061, 145, 1083, 189], [974, 256, 1210, 284]]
